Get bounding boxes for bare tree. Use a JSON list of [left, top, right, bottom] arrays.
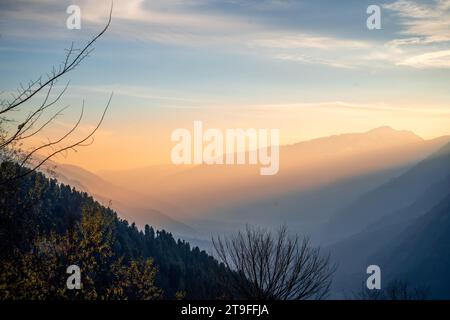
[[212, 225, 336, 300], [0, 4, 113, 184], [353, 279, 430, 300]]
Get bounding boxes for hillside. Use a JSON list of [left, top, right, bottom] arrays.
[[54, 163, 195, 237], [0, 162, 229, 299], [328, 143, 450, 297], [376, 194, 450, 298], [321, 141, 450, 244]]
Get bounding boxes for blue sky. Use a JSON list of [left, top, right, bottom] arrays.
[[1, 0, 450, 103], [1, 0, 450, 169]]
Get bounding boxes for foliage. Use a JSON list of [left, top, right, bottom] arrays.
[[0, 204, 161, 300], [0, 162, 230, 299]]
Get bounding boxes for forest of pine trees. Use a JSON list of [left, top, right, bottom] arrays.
[[0, 162, 231, 299]]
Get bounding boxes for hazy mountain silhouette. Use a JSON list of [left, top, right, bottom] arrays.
[[376, 193, 450, 298], [97, 127, 449, 224], [53, 128, 450, 248], [330, 191, 450, 299], [206, 166, 409, 237], [321, 141, 450, 244], [31, 127, 450, 298], [53, 163, 195, 236], [184, 128, 449, 239], [328, 142, 450, 297]]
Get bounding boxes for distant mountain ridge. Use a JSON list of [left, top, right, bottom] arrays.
[[328, 142, 450, 298], [53, 163, 195, 237], [377, 193, 450, 298], [284, 126, 423, 157], [51, 127, 450, 245], [321, 141, 450, 244], [97, 127, 449, 221]]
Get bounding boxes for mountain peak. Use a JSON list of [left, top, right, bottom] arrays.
[[366, 126, 423, 141], [367, 126, 396, 133]]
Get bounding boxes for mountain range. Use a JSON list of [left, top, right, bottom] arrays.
[[43, 126, 450, 297], [53, 127, 450, 242], [328, 142, 450, 298]]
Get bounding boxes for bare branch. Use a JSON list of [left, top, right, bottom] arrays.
[[0, 3, 113, 116], [212, 225, 336, 300], [0, 2, 113, 184], [2, 93, 112, 184]]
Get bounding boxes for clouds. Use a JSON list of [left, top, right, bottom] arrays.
[[398, 50, 450, 68], [382, 0, 450, 68], [383, 0, 436, 19], [384, 0, 450, 44], [2, 0, 450, 165], [1, 0, 450, 70], [250, 34, 370, 50], [0, 0, 253, 43]]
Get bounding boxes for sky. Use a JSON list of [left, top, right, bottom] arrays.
[[1, 0, 450, 171]]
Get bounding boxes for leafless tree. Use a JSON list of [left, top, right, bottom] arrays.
[[212, 225, 336, 300], [353, 279, 430, 300], [0, 4, 113, 184]]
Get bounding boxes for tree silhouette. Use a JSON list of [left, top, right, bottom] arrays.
[[212, 225, 336, 300]]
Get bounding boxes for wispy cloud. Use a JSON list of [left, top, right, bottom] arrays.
[[71, 84, 217, 106], [2, 0, 450, 69], [383, 0, 450, 41], [239, 100, 450, 116], [250, 34, 370, 50], [0, 0, 373, 69], [273, 53, 353, 69], [382, 0, 450, 68], [397, 49, 450, 68]]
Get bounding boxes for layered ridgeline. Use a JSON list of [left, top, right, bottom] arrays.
[[329, 142, 450, 298], [96, 127, 449, 238], [0, 163, 229, 299]]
